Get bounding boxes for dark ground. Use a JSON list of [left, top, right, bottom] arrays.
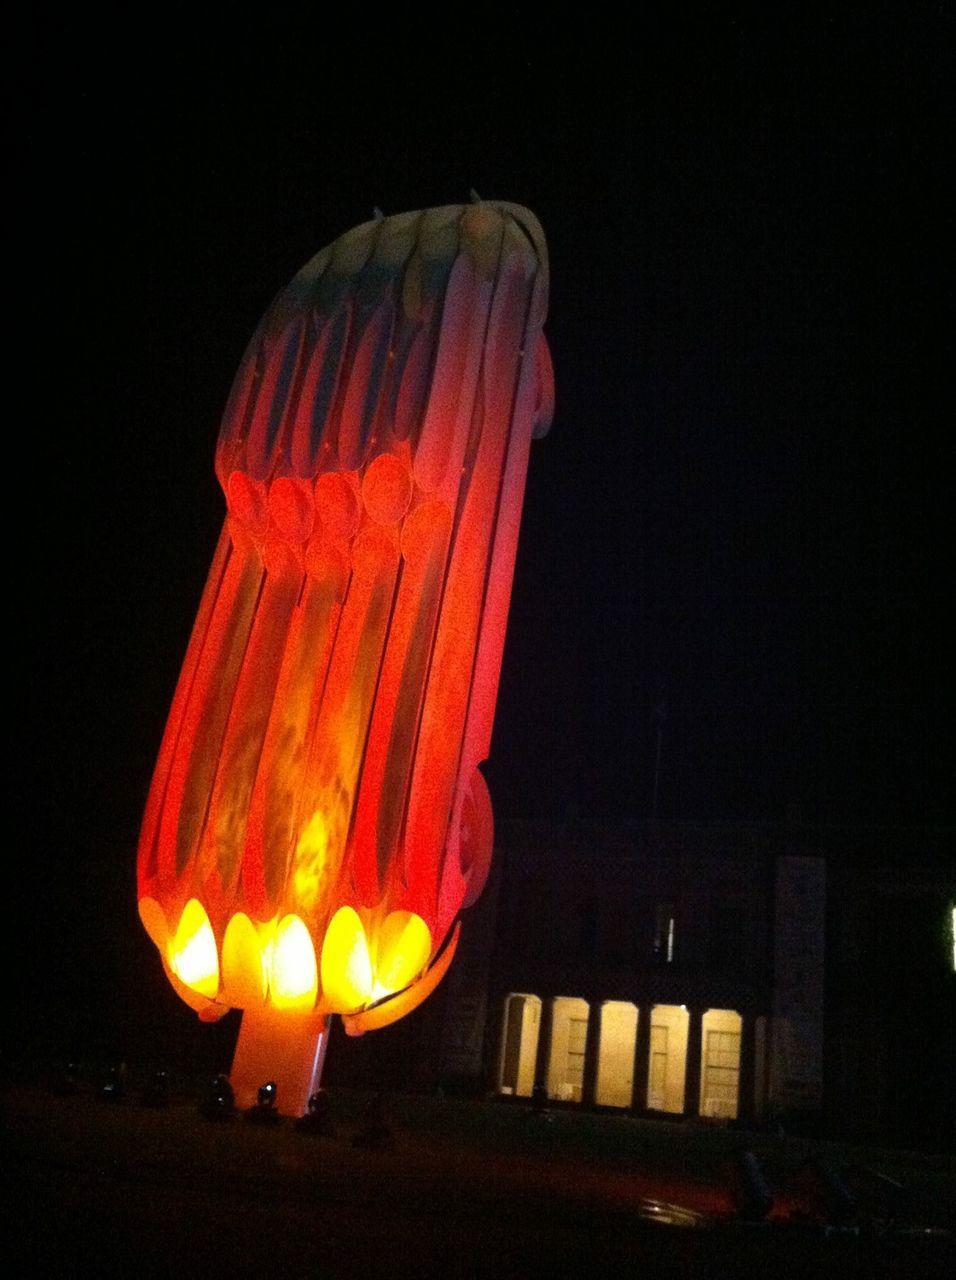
[[5, 1084, 953, 1278]]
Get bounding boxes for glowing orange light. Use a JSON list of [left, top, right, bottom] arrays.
[[136, 201, 552, 1112], [321, 906, 374, 1011], [270, 915, 319, 1010], [168, 899, 219, 998], [373, 911, 432, 999], [221, 913, 270, 1005]]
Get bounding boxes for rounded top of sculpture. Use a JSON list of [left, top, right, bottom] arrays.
[[216, 200, 552, 486], [292, 200, 548, 297]]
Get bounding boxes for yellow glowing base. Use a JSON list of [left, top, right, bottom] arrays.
[[140, 895, 459, 1111], [141, 896, 434, 1018]]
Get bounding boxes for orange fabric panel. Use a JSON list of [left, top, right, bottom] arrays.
[[137, 203, 551, 1056]]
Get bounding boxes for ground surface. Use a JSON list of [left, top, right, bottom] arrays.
[[4, 1085, 953, 1278]]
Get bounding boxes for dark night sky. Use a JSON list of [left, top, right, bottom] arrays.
[[12, 11, 953, 1053]]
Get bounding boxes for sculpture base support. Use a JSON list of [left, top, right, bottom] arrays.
[[230, 1008, 331, 1116]]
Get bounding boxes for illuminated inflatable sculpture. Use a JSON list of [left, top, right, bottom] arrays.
[[136, 201, 553, 1112]]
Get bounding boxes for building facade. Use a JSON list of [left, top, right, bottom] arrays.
[[329, 818, 953, 1149], [443, 821, 791, 1124]]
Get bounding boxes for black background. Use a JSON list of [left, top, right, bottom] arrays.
[[13, 9, 953, 1061]]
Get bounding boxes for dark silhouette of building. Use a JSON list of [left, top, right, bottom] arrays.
[[330, 819, 954, 1152]]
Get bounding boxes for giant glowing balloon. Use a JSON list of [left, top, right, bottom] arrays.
[[137, 202, 553, 1111]]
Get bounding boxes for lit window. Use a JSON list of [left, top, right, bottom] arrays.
[[546, 997, 590, 1103], [653, 903, 676, 963], [498, 994, 542, 1098]]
